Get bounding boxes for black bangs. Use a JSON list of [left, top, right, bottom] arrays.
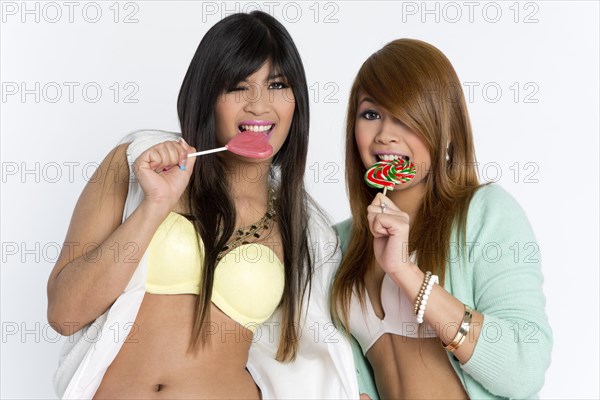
[[177, 11, 307, 151], [177, 10, 309, 164], [203, 13, 291, 92]]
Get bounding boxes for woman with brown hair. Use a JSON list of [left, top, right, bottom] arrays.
[[332, 39, 552, 399]]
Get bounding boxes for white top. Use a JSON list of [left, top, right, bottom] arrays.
[[53, 130, 359, 399], [348, 254, 437, 355]]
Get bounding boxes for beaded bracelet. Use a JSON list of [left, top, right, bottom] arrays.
[[443, 304, 473, 352], [413, 271, 432, 316], [416, 275, 438, 324]]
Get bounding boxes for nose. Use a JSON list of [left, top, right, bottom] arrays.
[[243, 83, 271, 116], [374, 118, 400, 144]]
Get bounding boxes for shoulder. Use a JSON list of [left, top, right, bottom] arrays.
[[468, 183, 531, 224], [120, 129, 181, 163], [469, 183, 520, 210], [465, 183, 537, 242]]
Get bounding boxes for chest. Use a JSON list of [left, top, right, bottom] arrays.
[[364, 268, 387, 319]]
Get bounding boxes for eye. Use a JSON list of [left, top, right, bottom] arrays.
[[360, 110, 381, 120], [268, 81, 289, 90], [227, 85, 247, 93]]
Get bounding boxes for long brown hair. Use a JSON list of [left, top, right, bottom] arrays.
[[331, 39, 481, 330], [177, 12, 312, 361]]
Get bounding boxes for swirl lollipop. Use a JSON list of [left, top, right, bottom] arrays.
[[365, 162, 397, 191], [390, 158, 417, 183], [364, 158, 416, 195]]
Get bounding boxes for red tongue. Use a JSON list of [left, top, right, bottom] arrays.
[[225, 131, 273, 159]]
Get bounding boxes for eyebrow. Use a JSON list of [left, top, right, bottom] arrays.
[[238, 72, 287, 84], [267, 72, 286, 81], [358, 96, 377, 106]]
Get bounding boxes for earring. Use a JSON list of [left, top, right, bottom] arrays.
[[445, 143, 451, 162]]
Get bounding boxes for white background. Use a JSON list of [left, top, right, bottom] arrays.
[[1, 1, 598, 398]]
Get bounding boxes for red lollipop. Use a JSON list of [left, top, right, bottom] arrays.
[[364, 158, 416, 195]]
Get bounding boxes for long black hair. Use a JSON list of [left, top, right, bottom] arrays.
[[177, 11, 311, 361]]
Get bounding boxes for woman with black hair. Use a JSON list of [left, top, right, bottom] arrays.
[[48, 12, 358, 399]]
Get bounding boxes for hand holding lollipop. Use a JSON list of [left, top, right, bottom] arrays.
[[365, 158, 416, 268], [364, 158, 416, 195]]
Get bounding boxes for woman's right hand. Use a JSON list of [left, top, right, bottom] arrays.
[[134, 138, 196, 211], [48, 139, 198, 334]]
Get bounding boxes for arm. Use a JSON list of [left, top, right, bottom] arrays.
[[47, 139, 195, 335], [456, 185, 553, 397], [367, 192, 480, 360], [368, 186, 552, 398]]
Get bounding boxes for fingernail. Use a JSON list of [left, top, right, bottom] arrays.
[[179, 137, 188, 146], [180, 156, 187, 170]]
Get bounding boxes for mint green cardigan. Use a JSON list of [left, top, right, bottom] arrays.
[[335, 184, 552, 399]]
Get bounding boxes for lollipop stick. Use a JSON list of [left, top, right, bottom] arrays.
[[383, 187, 388, 196], [187, 147, 227, 158]]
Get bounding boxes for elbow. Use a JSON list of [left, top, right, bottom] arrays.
[[47, 303, 84, 337], [504, 372, 547, 399], [47, 308, 87, 337], [47, 283, 86, 337], [468, 324, 552, 398], [515, 343, 553, 397], [484, 359, 550, 399], [496, 342, 552, 398], [515, 323, 553, 397]]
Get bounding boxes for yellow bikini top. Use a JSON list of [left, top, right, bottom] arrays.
[[146, 212, 285, 330]]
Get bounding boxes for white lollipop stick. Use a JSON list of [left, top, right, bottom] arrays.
[[187, 147, 227, 158]]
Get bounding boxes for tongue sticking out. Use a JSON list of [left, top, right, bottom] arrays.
[[225, 131, 273, 159]]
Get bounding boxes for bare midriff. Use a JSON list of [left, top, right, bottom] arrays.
[[363, 267, 469, 400], [366, 333, 468, 399], [93, 293, 260, 399]]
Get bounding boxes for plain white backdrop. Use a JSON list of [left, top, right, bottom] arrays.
[[1, 1, 598, 398]]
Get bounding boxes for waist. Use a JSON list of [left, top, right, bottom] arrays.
[[94, 368, 259, 399], [95, 293, 258, 398], [368, 335, 468, 399]]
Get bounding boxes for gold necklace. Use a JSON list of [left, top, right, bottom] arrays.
[[217, 189, 276, 261]]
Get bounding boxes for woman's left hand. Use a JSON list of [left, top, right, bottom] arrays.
[[367, 193, 412, 276]]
